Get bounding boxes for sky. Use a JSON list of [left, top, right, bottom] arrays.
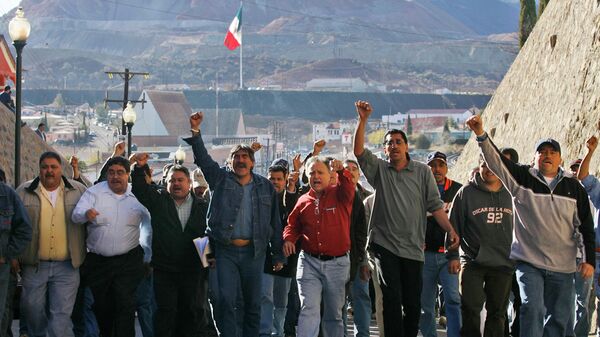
[[0, 0, 20, 16]]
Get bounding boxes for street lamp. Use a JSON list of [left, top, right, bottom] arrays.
[[9, 7, 31, 187], [174, 145, 186, 165], [122, 102, 136, 157]]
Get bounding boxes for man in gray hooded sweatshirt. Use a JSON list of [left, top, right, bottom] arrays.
[[447, 157, 515, 337]]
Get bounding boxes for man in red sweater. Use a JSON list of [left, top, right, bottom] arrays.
[[283, 157, 355, 337]]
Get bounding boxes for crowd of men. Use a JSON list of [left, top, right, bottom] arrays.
[[0, 100, 599, 337]]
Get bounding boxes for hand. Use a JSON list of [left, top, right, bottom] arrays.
[[359, 265, 371, 282], [586, 136, 598, 154], [292, 153, 302, 172], [329, 159, 343, 172], [69, 156, 80, 179], [113, 141, 126, 157], [448, 259, 461, 274], [283, 241, 296, 257], [135, 153, 150, 167], [288, 171, 299, 189], [190, 111, 203, 130], [273, 262, 284, 272], [355, 100, 373, 121], [446, 230, 460, 251], [251, 142, 262, 152], [313, 139, 326, 156], [465, 115, 484, 136], [86, 208, 99, 222], [128, 153, 137, 163], [9, 259, 19, 275], [578, 262, 594, 279]]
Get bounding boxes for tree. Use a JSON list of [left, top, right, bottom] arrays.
[[414, 134, 431, 150], [406, 114, 413, 136], [538, 0, 550, 17], [367, 129, 386, 146], [52, 93, 65, 108], [95, 104, 109, 123], [519, 0, 537, 48]]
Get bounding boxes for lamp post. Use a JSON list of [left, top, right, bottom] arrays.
[[174, 145, 186, 165], [122, 102, 136, 157], [8, 7, 31, 187]]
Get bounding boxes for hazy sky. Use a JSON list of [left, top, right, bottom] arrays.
[[0, 0, 20, 16]]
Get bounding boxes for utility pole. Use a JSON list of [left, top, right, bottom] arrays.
[[104, 68, 149, 135]]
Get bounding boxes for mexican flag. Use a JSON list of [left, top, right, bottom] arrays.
[[224, 5, 242, 51]]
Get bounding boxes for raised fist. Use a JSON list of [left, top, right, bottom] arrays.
[[113, 141, 126, 157], [355, 100, 373, 121], [313, 139, 326, 156], [465, 115, 484, 136], [190, 112, 204, 131], [135, 153, 150, 167]]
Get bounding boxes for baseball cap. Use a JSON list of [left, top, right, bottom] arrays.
[[270, 158, 289, 172], [535, 138, 561, 154], [426, 151, 447, 165], [569, 158, 582, 169]]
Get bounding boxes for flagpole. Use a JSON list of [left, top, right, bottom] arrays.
[[239, 0, 243, 90]]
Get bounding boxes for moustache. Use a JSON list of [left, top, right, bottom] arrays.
[[235, 163, 248, 168], [45, 174, 55, 178]]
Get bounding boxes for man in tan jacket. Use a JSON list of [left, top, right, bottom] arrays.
[[16, 152, 87, 337]]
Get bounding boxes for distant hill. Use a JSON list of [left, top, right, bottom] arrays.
[[0, 0, 519, 93]]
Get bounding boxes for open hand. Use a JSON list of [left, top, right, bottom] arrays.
[[313, 139, 326, 156], [113, 141, 126, 157]]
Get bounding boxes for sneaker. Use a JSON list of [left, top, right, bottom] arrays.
[[438, 315, 447, 328]]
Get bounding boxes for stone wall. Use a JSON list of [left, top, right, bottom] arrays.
[[0, 104, 73, 187], [450, 0, 600, 183]]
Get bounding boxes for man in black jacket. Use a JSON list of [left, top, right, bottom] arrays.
[[420, 151, 462, 337], [131, 153, 212, 337]]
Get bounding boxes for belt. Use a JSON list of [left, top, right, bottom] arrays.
[[305, 251, 348, 261], [231, 239, 251, 247]]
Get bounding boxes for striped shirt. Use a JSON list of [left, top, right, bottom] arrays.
[[174, 193, 193, 230]]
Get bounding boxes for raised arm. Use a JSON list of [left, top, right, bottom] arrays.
[[182, 112, 225, 188], [578, 135, 597, 181], [130, 153, 162, 211], [353, 100, 372, 157]]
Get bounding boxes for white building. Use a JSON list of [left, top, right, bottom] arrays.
[[382, 109, 474, 126]]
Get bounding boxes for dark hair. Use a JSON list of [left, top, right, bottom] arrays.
[[0, 168, 5, 183], [500, 147, 519, 163], [383, 129, 408, 144], [323, 156, 335, 167], [39, 152, 62, 166], [4, 86, 10, 91], [38, 123, 45, 128], [229, 144, 255, 163], [167, 165, 190, 179], [268, 165, 287, 175], [344, 159, 359, 167], [106, 156, 131, 173]]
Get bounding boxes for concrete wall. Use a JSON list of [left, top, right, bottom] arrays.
[[450, 0, 600, 183]]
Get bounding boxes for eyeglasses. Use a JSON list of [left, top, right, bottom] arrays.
[[384, 139, 404, 146], [107, 170, 128, 177]]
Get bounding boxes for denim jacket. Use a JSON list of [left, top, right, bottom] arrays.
[[0, 182, 32, 261], [184, 135, 285, 263]]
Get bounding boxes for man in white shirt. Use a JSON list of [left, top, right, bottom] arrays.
[[72, 156, 150, 337]]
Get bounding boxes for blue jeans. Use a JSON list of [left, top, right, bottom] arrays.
[[296, 251, 350, 337], [215, 244, 264, 337], [420, 252, 460, 337], [136, 274, 156, 337], [564, 258, 592, 337], [21, 261, 80, 337], [516, 262, 575, 337], [260, 274, 291, 337], [342, 268, 371, 337]]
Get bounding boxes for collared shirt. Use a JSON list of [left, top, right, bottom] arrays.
[[357, 148, 443, 262], [72, 181, 150, 257], [284, 169, 355, 257], [232, 179, 254, 240], [173, 193, 193, 230]]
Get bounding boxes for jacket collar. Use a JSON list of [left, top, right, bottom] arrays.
[[25, 175, 74, 193]]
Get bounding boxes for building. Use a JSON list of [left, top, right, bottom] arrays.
[[382, 109, 474, 126]]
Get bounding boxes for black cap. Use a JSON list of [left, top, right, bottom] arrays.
[[535, 138, 561, 154], [500, 147, 519, 163], [270, 158, 289, 172], [426, 151, 447, 165]]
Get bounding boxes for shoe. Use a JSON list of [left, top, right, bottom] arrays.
[[438, 315, 447, 328]]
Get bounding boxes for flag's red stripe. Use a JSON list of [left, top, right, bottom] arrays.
[[224, 31, 240, 50]]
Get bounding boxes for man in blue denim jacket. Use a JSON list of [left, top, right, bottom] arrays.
[[0, 169, 32, 327], [184, 112, 285, 337]]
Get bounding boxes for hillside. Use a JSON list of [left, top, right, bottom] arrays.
[[0, 0, 519, 92]]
